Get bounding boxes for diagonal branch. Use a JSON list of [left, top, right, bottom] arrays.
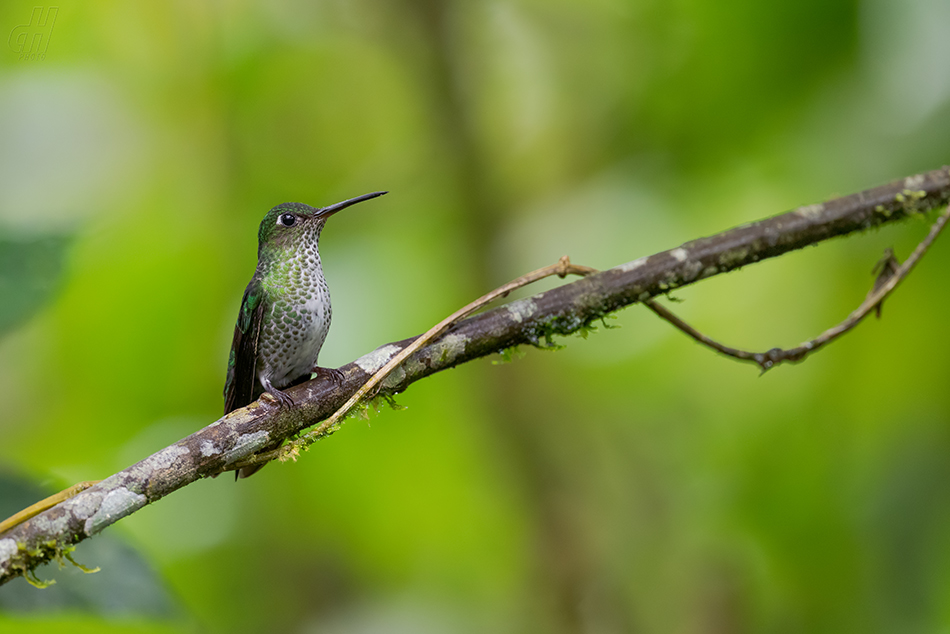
[[2, 167, 949, 585]]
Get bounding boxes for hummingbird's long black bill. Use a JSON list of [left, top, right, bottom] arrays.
[[314, 191, 388, 219]]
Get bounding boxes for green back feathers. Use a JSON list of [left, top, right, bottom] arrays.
[[223, 278, 266, 413]]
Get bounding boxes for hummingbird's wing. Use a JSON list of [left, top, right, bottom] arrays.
[[224, 278, 266, 414]]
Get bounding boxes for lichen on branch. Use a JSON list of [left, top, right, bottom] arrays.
[[2, 167, 949, 586]]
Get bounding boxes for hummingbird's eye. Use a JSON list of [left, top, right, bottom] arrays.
[[278, 213, 296, 227]]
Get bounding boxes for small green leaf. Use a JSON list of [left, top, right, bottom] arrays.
[[0, 233, 71, 338]]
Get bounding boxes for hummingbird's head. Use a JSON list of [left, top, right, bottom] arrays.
[[257, 191, 387, 253]]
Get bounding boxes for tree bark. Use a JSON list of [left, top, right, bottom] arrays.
[[2, 167, 948, 585]]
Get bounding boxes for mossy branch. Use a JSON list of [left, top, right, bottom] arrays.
[[2, 167, 949, 586]]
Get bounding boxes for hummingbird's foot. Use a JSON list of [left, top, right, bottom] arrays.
[[261, 389, 294, 408], [312, 366, 345, 385], [260, 378, 294, 408]]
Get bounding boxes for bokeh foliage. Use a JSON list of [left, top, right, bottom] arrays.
[[1, 0, 949, 632]]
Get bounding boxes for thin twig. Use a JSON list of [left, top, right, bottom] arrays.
[[646, 205, 950, 372], [230, 256, 599, 471], [869, 248, 900, 319]]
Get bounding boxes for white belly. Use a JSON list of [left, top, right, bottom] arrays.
[[258, 293, 332, 388]]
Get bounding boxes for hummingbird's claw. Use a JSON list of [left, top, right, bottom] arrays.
[[260, 376, 293, 408], [271, 388, 294, 408], [312, 366, 345, 385], [260, 384, 294, 408]]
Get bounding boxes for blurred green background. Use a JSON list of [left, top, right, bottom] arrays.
[[1, 1, 949, 632]]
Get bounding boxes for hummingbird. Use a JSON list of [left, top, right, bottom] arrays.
[[224, 191, 387, 478]]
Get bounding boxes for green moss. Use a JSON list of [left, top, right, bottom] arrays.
[[718, 247, 750, 268], [372, 393, 406, 412], [63, 549, 100, 574], [24, 567, 55, 588], [575, 314, 619, 338], [575, 323, 596, 339], [492, 346, 526, 365], [895, 189, 930, 214], [520, 303, 621, 351], [6, 536, 77, 588]]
